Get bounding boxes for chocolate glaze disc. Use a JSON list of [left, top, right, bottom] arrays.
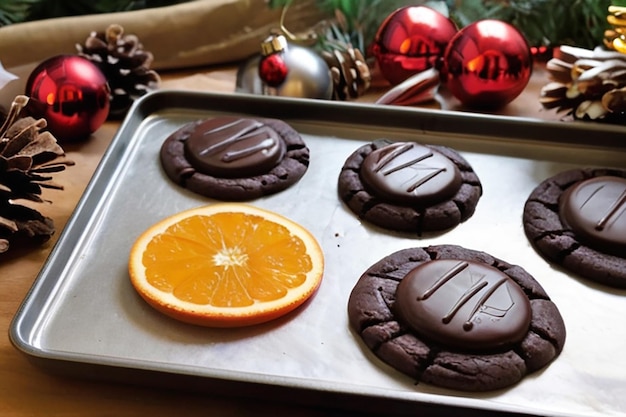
[[184, 116, 286, 178], [559, 176, 626, 256], [395, 259, 531, 350], [360, 142, 462, 205]]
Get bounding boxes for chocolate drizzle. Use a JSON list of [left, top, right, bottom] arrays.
[[360, 142, 462, 205], [219, 138, 276, 162], [407, 168, 447, 193], [442, 278, 487, 327], [418, 260, 468, 300], [559, 175, 626, 256], [184, 116, 286, 178], [395, 259, 531, 350], [372, 143, 412, 171], [596, 187, 626, 231], [460, 277, 507, 331]]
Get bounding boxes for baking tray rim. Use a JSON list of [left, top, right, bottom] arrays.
[[133, 90, 626, 147]]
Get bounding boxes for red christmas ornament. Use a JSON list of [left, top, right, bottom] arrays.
[[243, 34, 332, 99], [25, 55, 110, 142], [372, 6, 457, 85], [259, 53, 288, 87], [442, 20, 532, 108]]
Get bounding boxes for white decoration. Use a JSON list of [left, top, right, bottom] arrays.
[[0, 61, 18, 90]]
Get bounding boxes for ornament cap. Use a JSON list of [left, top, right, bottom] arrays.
[[261, 34, 288, 56]]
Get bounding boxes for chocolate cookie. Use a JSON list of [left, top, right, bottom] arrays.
[[160, 116, 309, 201], [347, 244, 566, 392], [523, 168, 626, 288], [337, 140, 482, 234]]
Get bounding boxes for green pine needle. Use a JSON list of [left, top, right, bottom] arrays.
[[0, 0, 619, 50], [0, 0, 39, 26], [447, 0, 612, 49]]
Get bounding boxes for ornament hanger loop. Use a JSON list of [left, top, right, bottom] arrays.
[[278, 3, 318, 45]]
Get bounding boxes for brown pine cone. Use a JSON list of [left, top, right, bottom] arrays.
[[312, 10, 371, 101], [77, 24, 160, 119], [540, 45, 626, 122], [321, 46, 371, 100], [0, 96, 74, 253]]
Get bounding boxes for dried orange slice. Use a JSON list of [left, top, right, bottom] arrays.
[[129, 203, 324, 327]]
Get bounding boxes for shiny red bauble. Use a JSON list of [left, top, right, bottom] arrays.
[[25, 55, 110, 142], [442, 20, 532, 108], [258, 53, 288, 87], [373, 6, 457, 85]]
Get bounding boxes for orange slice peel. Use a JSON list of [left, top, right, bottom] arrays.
[[128, 203, 324, 327]]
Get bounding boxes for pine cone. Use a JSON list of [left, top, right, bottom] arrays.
[[77, 24, 160, 119], [540, 45, 626, 122], [312, 11, 372, 101], [604, 5, 626, 52], [0, 95, 74, 253], [321, 46, 371, 100]]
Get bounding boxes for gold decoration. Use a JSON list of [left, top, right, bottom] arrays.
[[604, 5, 626, 53]]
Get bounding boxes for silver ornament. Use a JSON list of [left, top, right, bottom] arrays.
[[236, 38, 333, 100]]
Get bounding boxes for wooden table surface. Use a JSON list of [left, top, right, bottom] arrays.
[[1, 64, 561, 416]]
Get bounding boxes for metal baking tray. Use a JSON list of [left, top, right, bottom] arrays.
[[10, 91, 626, 417]]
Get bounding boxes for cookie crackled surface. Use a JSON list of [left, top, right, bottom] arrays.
[[338, 140, 482, 234], [347, 244, 566, 392], [523, 167, 626, 288], [160, 116, 309, 201]]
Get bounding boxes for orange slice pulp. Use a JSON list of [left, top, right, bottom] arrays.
[[128, 203, 324, 327]]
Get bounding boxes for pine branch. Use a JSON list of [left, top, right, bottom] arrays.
[[0, 0, 39, 26], [315, 0, 428, 51], [269, 0, 434, 53], [448, 0, 612, 49], [0, 0, 617, 51]]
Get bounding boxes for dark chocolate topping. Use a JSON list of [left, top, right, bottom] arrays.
[[184, 116, 286, 178], [360, 142, 462, 205], [395, 259, 531, 351], [559, 175, 626, 256]]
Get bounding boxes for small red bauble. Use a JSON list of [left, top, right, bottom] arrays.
[[442, 20, 532, 108], [25, 55, 110, 142], [259, 53, 288, 87], [373, 6, 457, 85]]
